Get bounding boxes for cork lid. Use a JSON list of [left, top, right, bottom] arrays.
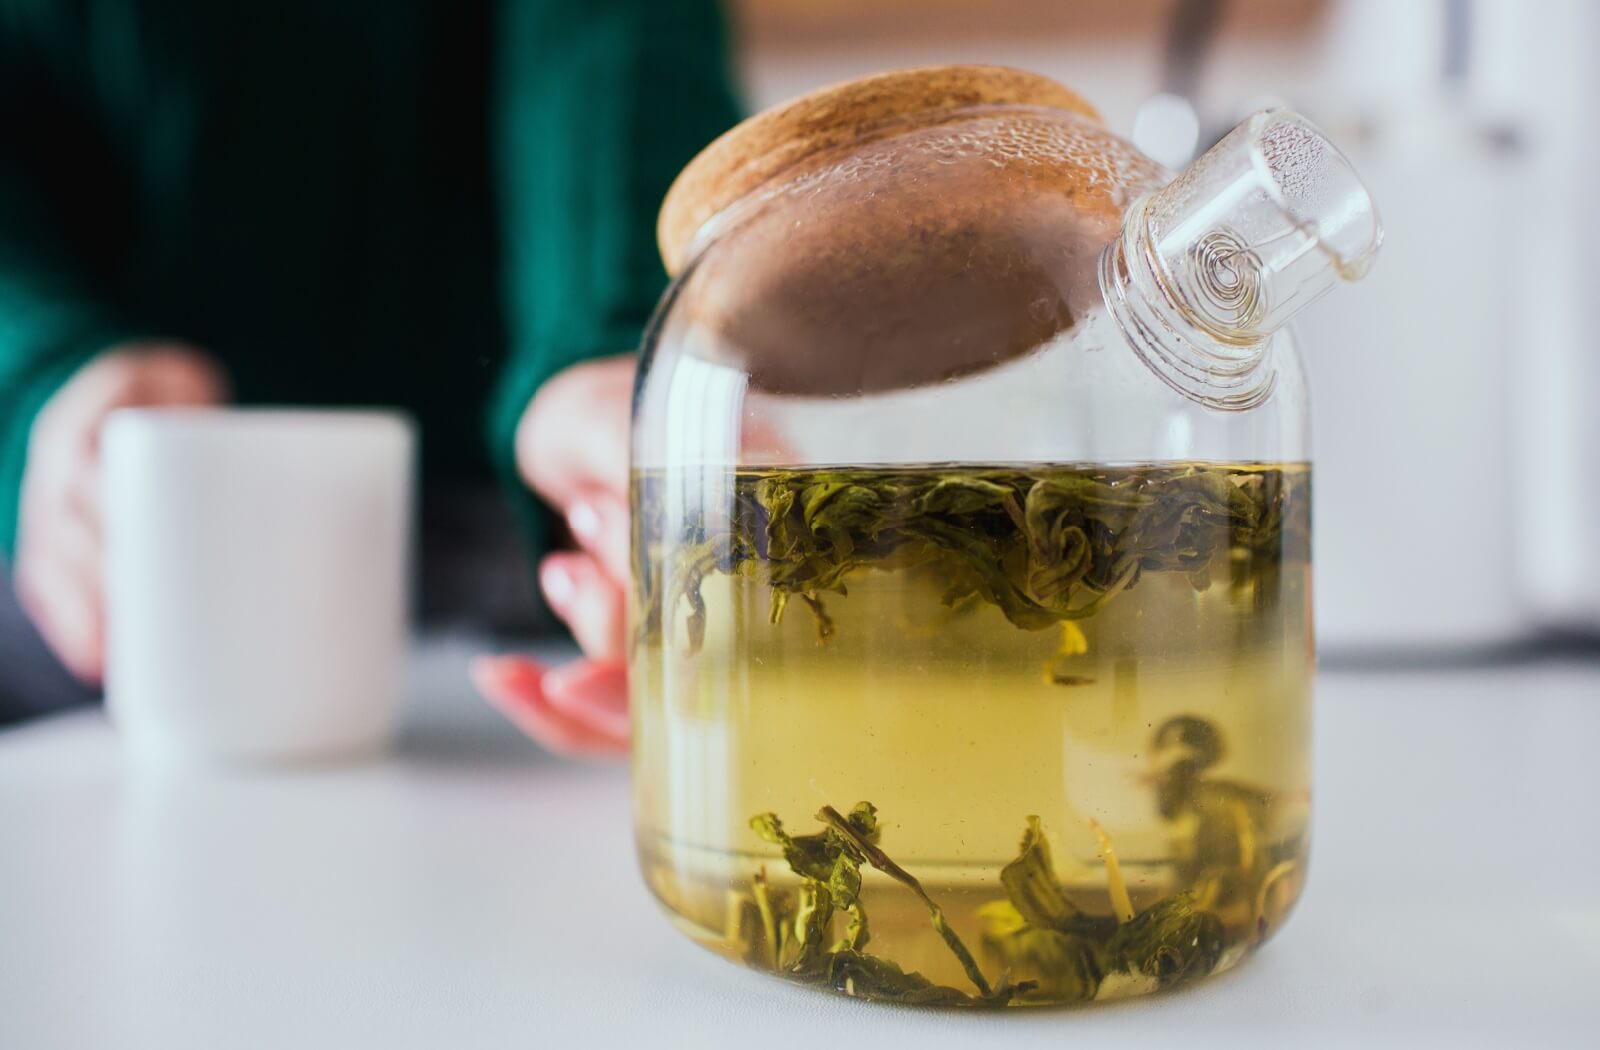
[[657, 65, 1101, 275]]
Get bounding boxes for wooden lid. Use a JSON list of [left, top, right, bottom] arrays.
[[656, 65, 1101, 274]]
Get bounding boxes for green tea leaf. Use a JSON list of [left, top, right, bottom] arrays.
[[838, 900, 870, 953], [999, 816, 1080, 930], [985, 927, 1101, 1003], [1103, 892, 1226, 986], [747, 799, 1257, 1006], [825, 951, 983, 1006], [751, 801, 1014, 1005], [827, 852, 862, 908], [913, 476, 1020, 520], [816, 805, 994, 999], [749, 812, 837, 882], [981, 816, 1105, 1002], [844, 800, 880, 840], [790, 880, 835, 972], [1154, 715, 1225, 768], [635, 463, 1309, 656]]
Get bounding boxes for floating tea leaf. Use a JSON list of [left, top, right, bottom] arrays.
[[639, 464, 1309, 653]]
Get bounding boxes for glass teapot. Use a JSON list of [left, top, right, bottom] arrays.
[[630, 66, 1380, 1007]]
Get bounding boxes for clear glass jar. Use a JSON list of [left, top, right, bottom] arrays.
[[630, 66, 1380, 1007]]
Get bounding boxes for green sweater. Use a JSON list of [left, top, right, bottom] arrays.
[[0, 0, 738, 557]]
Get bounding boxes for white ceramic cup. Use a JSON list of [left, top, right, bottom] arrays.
[[101, 408, 415, 765]]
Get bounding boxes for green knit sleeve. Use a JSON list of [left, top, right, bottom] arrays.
[[487, 0, 741, 558], [0, 14, 146, 558]]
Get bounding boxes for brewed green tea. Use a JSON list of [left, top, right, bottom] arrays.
[[632, 463, 1311, 1006]]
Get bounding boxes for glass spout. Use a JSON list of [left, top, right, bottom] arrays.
[[1146, 109, 1381, 341], [1103, 108, 1382, 406]]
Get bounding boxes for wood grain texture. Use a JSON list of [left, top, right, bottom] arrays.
[[656, 65, 1100, 274]]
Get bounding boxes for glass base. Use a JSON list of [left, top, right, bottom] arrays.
[[640, 835, 1304, 1008]]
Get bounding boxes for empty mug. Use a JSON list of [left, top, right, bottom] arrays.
[[102, 408, 415, 764]]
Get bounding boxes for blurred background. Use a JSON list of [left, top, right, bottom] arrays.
[[2, 0, 1596, 727], [732, 0, 1600, 659]]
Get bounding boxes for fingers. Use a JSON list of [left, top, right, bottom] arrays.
[[564, 490, 630, 584], [140, 346, 229, 405], [539, 551, 626, 664], [46, 344, 226, 441], [471, 655, 628, 757], [514, 354, 635, 512], [504, 356, 638, 752], [13, 343, 226, 685], [14, 419, 106, 682], [13, 507, 105, 683], [15, 559, 104, 683], [542, 660, 629, 740]]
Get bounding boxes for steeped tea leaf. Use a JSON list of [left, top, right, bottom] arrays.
[[1000, 816, 1080, 930], [748, 801, 1018, 1006], [638, 464, 1307, 1007], [816, 805, 993, 999], [1103, 893, 1226, 986], [749, 812, 837, 883], [826, 951, 999, 1006], [791, 880, 835, 971], [985, 926, 1101, 1003], [638, 463, 1310, 654]]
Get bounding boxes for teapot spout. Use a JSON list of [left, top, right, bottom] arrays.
[[1133, 109, 1381, 342], [1102, 108, 1382, 407]]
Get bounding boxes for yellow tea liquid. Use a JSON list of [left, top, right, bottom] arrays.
[[632, 463, 1311, 1006]]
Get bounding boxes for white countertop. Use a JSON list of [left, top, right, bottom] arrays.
[[2, 639, 1597, 1049]]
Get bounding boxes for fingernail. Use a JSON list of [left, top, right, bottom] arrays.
[[567, 500, 603, 542], [540, 559, 576, 608]]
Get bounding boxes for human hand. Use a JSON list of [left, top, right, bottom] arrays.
[[473, 354, 634, 757], [13, 343, 227, 683]]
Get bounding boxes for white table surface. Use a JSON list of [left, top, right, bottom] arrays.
[[2, 639, 1597, 1049]]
